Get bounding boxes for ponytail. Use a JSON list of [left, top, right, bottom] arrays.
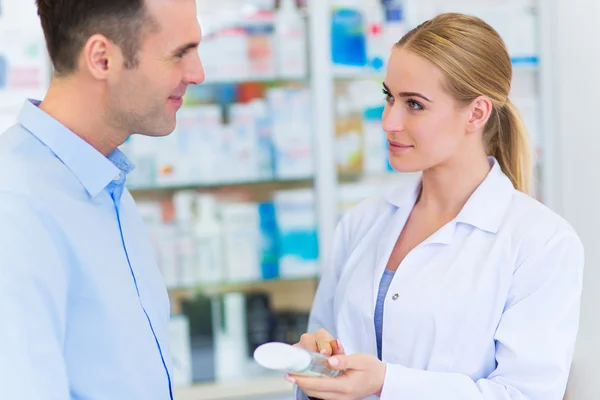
[[486, 99, 533, 195]]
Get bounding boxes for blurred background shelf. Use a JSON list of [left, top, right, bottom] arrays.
[[331, 61, 538, 82], [128, 177, 315, 199], [168, 276, 318, 315], [128, 173, 417, 195], [168, 275, 318, 293], [201, 77, 310, 85]]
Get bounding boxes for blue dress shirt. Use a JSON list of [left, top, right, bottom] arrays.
[[0, 100, 173, 399]]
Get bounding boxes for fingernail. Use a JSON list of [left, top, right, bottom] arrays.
[[337, 339, 344, 351], [320, 348, 328, 354], [285, 374, 296, 383], [328, 357, 339, 367]]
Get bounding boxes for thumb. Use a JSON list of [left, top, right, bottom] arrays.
[[327, 353, 367, 371]]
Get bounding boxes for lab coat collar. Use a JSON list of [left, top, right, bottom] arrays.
[[383, 157, 515, 234]]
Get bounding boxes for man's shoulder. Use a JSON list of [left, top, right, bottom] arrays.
[[0, 124, 65, 197]]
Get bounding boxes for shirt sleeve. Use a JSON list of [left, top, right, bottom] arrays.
[[0, 193, 70, 399], [380, 230, 584, 400]]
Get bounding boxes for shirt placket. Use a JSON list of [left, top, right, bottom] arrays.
[[107, 175, 173, 400]]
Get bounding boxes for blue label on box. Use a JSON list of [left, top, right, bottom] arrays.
[[331, 8, 367, 67], [259, 202, 280, 280], [280, 231, 319, 261]]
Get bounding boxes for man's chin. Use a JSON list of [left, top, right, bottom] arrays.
[[134, 121, 177, 137]]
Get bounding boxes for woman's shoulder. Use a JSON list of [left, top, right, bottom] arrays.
[[501, 191, 583, 262], [508, 191, 578, 235]]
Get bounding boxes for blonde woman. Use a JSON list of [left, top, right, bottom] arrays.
[[291, 13, 584, 400]]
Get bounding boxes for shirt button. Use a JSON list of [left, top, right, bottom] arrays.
[[392, 293, 399, 301]]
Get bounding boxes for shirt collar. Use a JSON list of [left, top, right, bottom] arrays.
[[17, 99, 135, 198], [384, 157, 515, 234]]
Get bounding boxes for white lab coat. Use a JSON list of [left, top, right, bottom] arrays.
[[296, 158, 584, 400]]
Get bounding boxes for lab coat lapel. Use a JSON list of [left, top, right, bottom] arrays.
[[372, 205, 413, 304], [372, 180, 420, 305]]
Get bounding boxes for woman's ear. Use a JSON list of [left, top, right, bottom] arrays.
[[465, 95, 494, 134]]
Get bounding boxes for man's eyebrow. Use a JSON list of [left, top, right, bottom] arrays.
[[172, 42, 199, 56]]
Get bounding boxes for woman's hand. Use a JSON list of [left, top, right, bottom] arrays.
[[288, 353, 387, 400], [294, 328, 343, 357]]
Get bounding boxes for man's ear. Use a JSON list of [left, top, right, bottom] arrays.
[[80, 34, 122, 80]]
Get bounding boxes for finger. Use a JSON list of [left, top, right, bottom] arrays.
[[291, 374, 348, 395], [316, 340, 333, 356], [297, 333, 319, 353], [314, 329, 335, 356], [293, 383, 341, 400], [330, 339, 346, 355], [300, 389, 342, 400], [314, 328, 335, 340]]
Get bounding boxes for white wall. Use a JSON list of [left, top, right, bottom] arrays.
[[551, 0, 600, 398]]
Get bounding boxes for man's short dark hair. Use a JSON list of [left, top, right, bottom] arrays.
[[36, 0, 156, 75]]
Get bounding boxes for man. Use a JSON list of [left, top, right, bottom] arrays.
[[0, 0, 204, 398]]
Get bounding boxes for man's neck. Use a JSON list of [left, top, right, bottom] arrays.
[[39, 78, 128, 157]]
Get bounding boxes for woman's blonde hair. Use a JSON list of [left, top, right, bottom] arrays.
[[396, 13, 533, 194]]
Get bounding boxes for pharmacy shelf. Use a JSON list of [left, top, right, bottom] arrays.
[[127, 177, 314, 195], [340, 171, 420, 182], [333, 70, 386, 81], [332, 61, 538, 82], [201, 76, 310, 85], [174, 374, 294, 400], [167, 275, 319, 295], [168, 276, 319, 316]]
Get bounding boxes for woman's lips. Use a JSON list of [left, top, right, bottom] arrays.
[[388, 140, 413, 153]]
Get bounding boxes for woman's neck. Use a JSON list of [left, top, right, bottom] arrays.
[[417, 153, 491, 216]]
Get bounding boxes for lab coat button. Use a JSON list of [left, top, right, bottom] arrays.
[[392, 293, 399, 300]]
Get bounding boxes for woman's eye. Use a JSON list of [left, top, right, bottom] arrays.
[[382, 89, 394, 104], [407, 100, 424, 111]]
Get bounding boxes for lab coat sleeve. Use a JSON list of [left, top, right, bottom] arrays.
[[380, 230, 584, 400], [307, 213, 350, 335], [0, 193, 70, 399], [295, 215, 350, 400]]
